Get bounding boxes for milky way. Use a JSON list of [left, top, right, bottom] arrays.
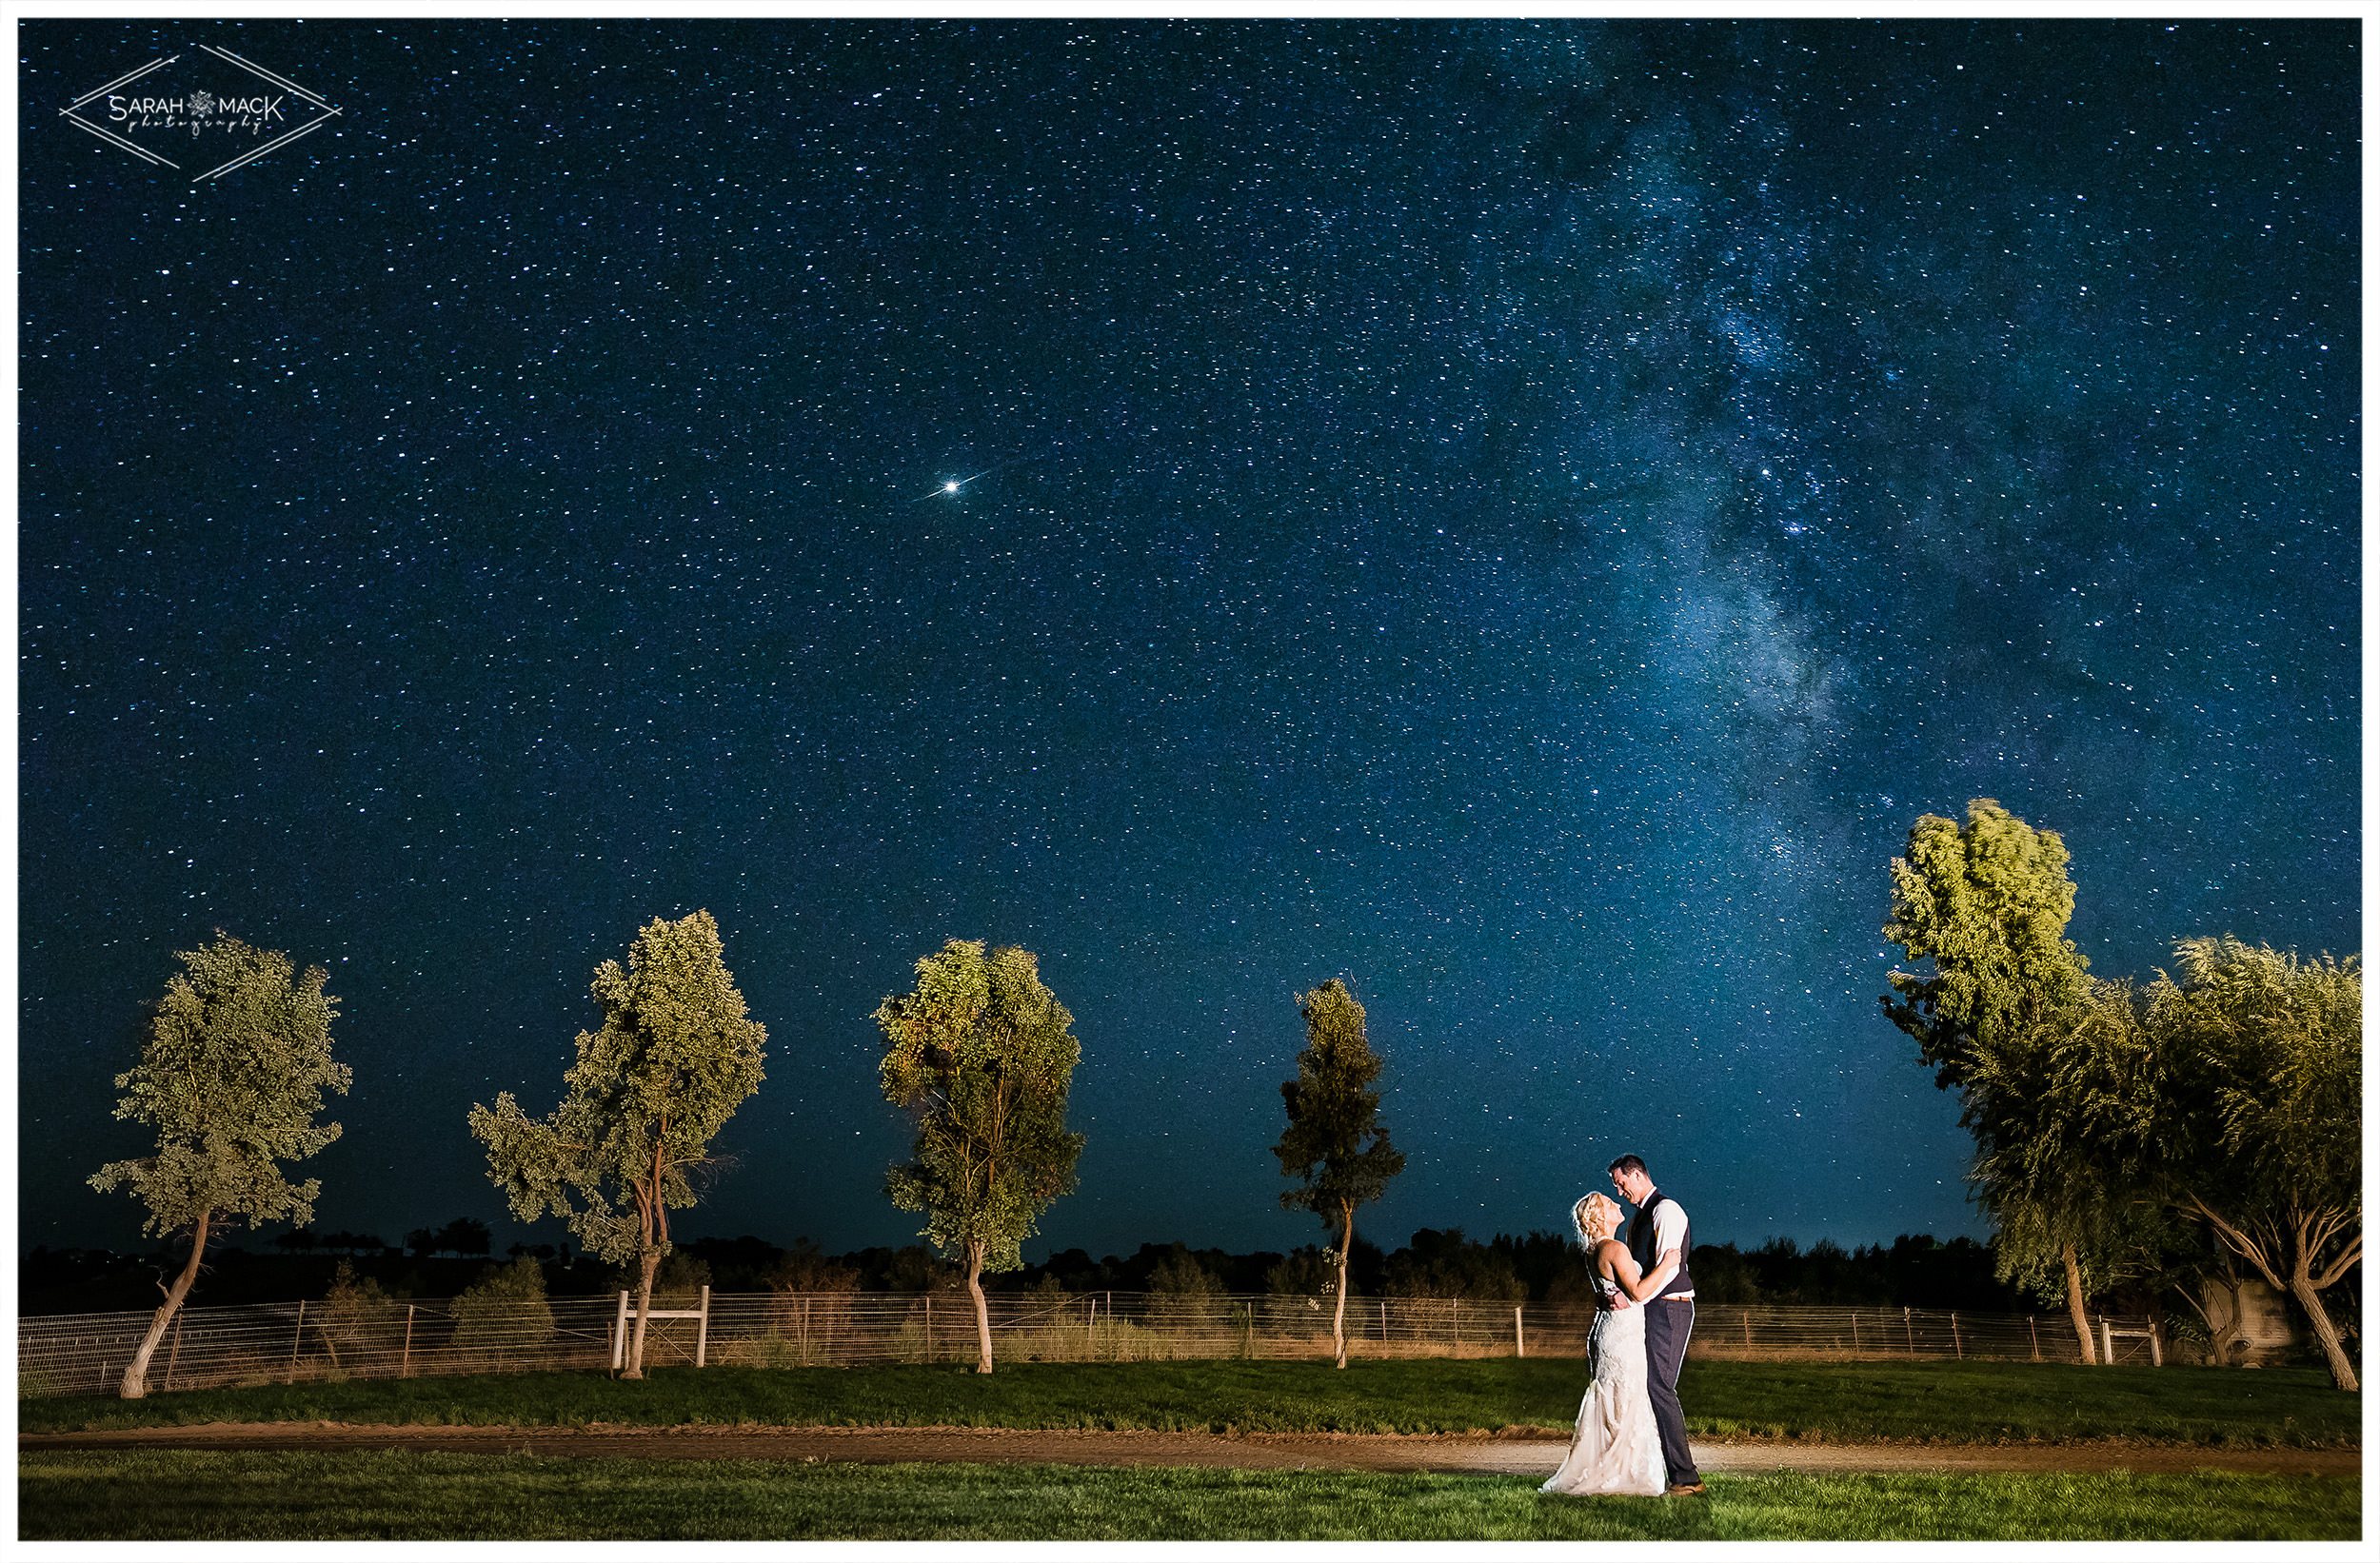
[[18, 20, 2358, 1258]]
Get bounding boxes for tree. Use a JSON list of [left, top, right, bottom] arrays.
[[315, 1259, 400, 1371], [469, 910, 766, 1379], [1273, 977, 1405, 1369], [1881, 800, 2131, 1362], [1383, 1227, 1528, 1303], [1266, 1245, 1337, 1297], [1146, 1243, 1226, 1327], [434, 1217, 492, 1258], [874, 939, 1086, 1375], [2146, 937, 2361, 1391], [450, 1256, 557, 1360], [89, 933, 349, 1398], [1969, 977, 2176, 1353], [406, 1217, 493, 1258]]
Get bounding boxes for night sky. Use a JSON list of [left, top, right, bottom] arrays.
[[17, 20, 2359, 1265]]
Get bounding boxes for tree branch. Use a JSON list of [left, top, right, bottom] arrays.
[[2185, 1195, 2287, 1291]]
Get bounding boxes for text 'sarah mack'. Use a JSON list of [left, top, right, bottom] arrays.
[[109, 93, 288, 126]]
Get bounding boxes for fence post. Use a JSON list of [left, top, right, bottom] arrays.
[[1245, 1305, 1255, 1360], [2099, 1316, 2112, 1366], [1742, 1309, 1753, 1350], [165, 1314, 185, 1392], [925, 1296, 933, 1363], [1515, 1304, 1524, 1358], [1903, 1307, 1914, 1355], [288, 1300, 307, 1381], [1852, 1313, 1861, 1351], [2150, 1323, 2162, 1368], [2028, 1316, 2039, 1362], [1452, 1298, 1460, 1353], [1379, 1299, 1386, 1341], [1951, 1312, 1962, 1359], [613, 1290, 630, 1372], [695, 1285, 711, 1369], [403, 1305, 415, 1378]]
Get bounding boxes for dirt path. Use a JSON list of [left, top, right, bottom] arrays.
[[22, 1423, 2360, 1476]]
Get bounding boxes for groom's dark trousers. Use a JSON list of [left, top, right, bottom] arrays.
[[1643, 1299, 1700, 1486]]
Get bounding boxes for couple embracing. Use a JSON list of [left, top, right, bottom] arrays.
[[1540, 1154, 1705, 1498]]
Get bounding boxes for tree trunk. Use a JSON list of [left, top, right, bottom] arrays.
[[121, 1210, 211, 1398], [624, 1249, 661, 1380], [967, 1240, 994, 1375], [2062, 1242, 2097, 1365], [1331, 1204, 1354, 1371], [2287, 1263, 2358, 1393]]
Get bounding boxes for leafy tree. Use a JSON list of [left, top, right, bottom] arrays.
[[435, 1217, 492, 1258], [874, 939, 1086, 1374], [315, 1258, 400, 1370], [450, 1256, 556, 1358], [1146, 1243, 1226, 1326], [1970, 976, 2177, 1353], [1266, 1245, 1337, 1297], [2146, 937, 2361, 1391], [767, 1238, 862, 1295], [1882, 800, 2135, 1361], [1383, 1227, 1528, 1303], [469, 910, 766, 1379], [405, 1217, 494, 1257], [648, 1250, 713, 1305], [871, 1244, 962, 1294], [89, 933, 349, 1397], [1273, 977, 1405, 1369], [1147, 1244, 1223, 1296]]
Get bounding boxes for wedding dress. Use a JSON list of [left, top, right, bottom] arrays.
[[1538, 1274, 1667, 1496]]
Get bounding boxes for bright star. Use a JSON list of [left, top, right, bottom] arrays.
[[915, 466, 996, 502]]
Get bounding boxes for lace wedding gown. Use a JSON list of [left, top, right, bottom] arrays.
[[1539, 1275, 1666, 1496]]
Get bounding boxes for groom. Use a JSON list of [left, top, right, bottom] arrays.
[[1609, 1155, 1704, 1495]]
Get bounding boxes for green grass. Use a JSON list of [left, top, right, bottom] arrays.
[[21, 1358, 2359, 1447], [15, 1449, 2359, 1540]]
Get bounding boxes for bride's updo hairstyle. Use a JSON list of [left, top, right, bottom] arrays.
[[1572, 1192, 1621, 1245]]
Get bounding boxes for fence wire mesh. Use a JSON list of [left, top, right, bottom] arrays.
[[16, 1292, 2155, 1397]]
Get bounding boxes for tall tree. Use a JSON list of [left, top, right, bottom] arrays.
[[469, 910, 765, 1379], [89, 933, 349, 1398], [875, 939, 1085, 1375], [1274, 977, 1405, 1369], [1881, 799, 2125, 1361], [2146, 937, 2361, 1391], [1969, 978, 2176, 1347]]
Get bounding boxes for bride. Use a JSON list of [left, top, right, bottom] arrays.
[[1539, 1192, 1667, 1497]]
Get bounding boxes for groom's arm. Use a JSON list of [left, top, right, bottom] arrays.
[[1636, 1246, 1682, 1300]]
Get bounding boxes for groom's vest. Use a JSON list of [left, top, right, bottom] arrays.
[[1628, 1189, 1694, 1300]]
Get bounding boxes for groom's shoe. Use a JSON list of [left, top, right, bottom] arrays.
[[1665, 1482, 1707, 1496]]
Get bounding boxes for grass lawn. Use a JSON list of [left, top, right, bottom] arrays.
[[20, 1357, 2358, 1447], [15, 1449, 2359, 1540]]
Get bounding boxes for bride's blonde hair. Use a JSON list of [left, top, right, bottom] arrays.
[[1572, 1192, 1621, 1245]]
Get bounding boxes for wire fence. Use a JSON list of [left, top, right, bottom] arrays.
[[16, 1292, 2159, 1398]]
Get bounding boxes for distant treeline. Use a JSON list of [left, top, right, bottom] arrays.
[[22, 1227, 2034, 1316]]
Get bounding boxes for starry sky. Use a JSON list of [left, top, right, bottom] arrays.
[[17, 19, 2359, 1263]]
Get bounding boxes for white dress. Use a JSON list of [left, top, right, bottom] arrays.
[[1539, 1272, 1666, 1496]]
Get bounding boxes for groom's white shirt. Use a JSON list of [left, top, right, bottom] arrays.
[[1644, 1187, 1693, 1300]]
